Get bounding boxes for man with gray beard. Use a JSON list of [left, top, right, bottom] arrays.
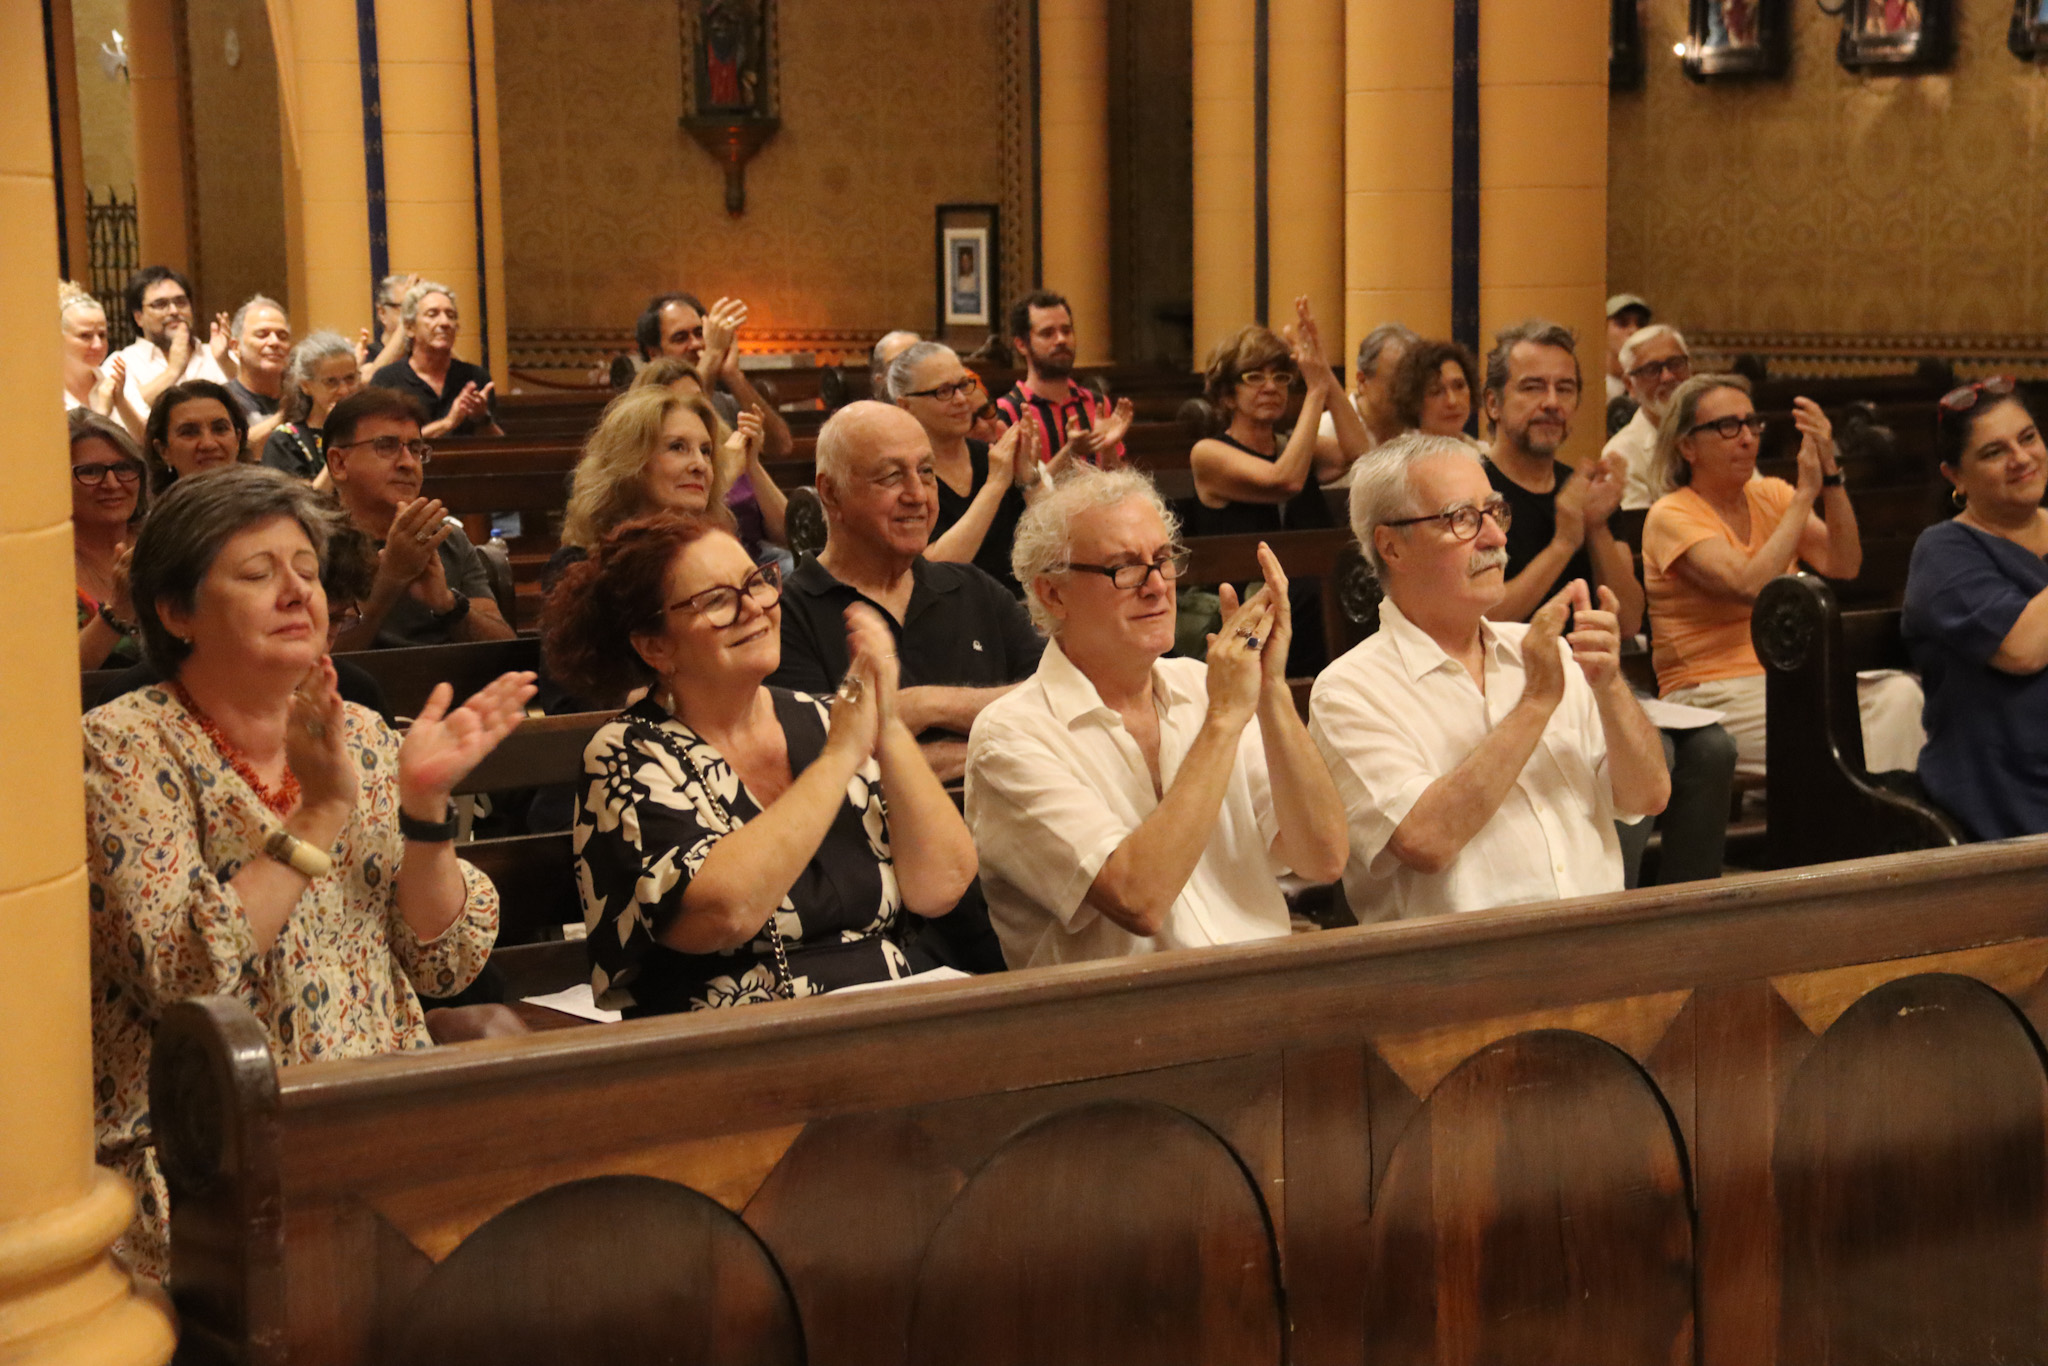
[[1308, 432, 1668, 923]]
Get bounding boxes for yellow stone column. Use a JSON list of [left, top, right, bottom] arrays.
[[1192, 0, 1255, 363], [1343, 0, 1452, 353], [1266, 0, 1343, 358], [1037, 0, 1111, 366], [0, 7, 176, 1362], [375, 0, 483, 367], [125, 0, 193, 273], [272, 0, 373, 335], [470, 0, 508, 384], [1477, 0, 1607, 462]]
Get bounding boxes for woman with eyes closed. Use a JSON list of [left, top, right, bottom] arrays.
[[143, 378, 250, 493], [546, 384, 742, 592], [545, 512, 977, 1015], [1903, 380, 2048, 839], [83, 466, 535, 1279]]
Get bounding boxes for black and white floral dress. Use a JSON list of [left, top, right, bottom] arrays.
[[574, 688, 916, 1015]]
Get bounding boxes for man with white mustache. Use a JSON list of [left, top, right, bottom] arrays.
[[1607, 324, 1694, 510], [1308, 432, 1669, 923]]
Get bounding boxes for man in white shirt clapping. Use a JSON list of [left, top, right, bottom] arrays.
[[966, 467, 1347, 967], [1309, 432, 1669, 923]]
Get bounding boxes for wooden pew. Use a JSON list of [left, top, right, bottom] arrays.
[[333, 637, 542, 720], [154, 835, 2048, 1363], [1753, 572, 1963, 867]]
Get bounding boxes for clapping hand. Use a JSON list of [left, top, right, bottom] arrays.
[[1561, 580, 1623, 690], [449, 381, 494, 427], [397, 671, 539, 814], [379, 498, 455, 587], [1092, 398, 1135, 465], [825, 604, 897, 762], [1247, 541, 1292, 690], [1206, 581, 1276, 729], [1579, 452, 1627, 528], [1290, 295, 1341, 396], [726, 405, 766, 470], [704, 297, 748, 382], [354, 327, 374, 368], [988, 409, 1029, 491], [208, 312, 237, 377], [288, 657, 360, 816], [1521, 584, 1575, 715], [1792, 397, 1839, 494], [89, 354, 128, 416]]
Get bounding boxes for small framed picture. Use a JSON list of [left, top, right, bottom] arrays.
[[1838, 0, 1950, 70], [1681, 0, 1788, 80], [2008, 0, 2048, 60], [935, 204, 999, 348]]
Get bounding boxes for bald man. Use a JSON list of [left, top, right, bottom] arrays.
[[870, 329, 922, 399]]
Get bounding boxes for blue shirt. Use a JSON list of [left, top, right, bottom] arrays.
[[1901, 518, 2048, 839]]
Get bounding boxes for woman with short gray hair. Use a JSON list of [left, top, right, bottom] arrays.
[[367, 279, 503, 438], [84, 465, 535, 1279], [891, 340, 1043, 594], [263, 330, 363, 481]]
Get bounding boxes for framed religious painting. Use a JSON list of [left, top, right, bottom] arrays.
[[935, 204, 1000, 351], [1838, 0, 1951, 70], [2010, 0, 2048, 59], [681, 0, 780, 214], [1681, 0, 1788, 79]]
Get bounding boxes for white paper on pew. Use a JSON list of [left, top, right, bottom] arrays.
[[832, 967, 974, 995], [1638, 697, 1726, 730], [521, 983, 623, 1023]]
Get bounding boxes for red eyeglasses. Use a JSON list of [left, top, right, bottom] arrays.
[[1938, 375, 2017, 418]]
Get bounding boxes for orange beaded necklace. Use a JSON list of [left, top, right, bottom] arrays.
[[170, 681, 303, 817]]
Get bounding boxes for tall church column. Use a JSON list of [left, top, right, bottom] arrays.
[[274, 0, 373, 335], [1343, 1, 1453, 356], [470, 0, 508, 386], [1477, 0, 1607, 462], [1192, 0, 1254, 362], [1038, 0, 1111, 365], [1266, 0, 1343, 359], [125, 0, 194, 273], [375, 0, 484, 367], [0, 12, 177, 1364]]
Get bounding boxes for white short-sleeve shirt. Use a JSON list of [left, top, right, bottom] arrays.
[[1308, 599, 1631, 924], [117, 337, 228, 420], [965, 641, 1291, 968], [1606, 404, 1661, 511]]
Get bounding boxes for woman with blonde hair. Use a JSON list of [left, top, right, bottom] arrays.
[[60, 284, 145, 438], [631, 356, 787, 560]]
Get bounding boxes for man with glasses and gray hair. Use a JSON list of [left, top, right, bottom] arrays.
[[965, 466, 1346, 968], [1607, 323, 1694, 510], [1308, 432, 1668, 923]]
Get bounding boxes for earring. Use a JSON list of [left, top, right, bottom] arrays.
[[1951, 486, 1967, 511]]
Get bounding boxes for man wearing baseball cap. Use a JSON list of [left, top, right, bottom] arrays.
[[1604, 293, 1653, 402]]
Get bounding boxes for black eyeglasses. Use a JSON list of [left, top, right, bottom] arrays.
[[905, 376, 981, 403], [1627, 354, 1692, 384], [1382, 497, 1513, 542], [1939, 375, 2017, 418], [1685, 414, 1768, 441], [1066, 548, 1193, 590], [330, 435, 433, 463], [665, 562, 784, 628], [327, 603, 364, 632], [72, 459, 144, 488]]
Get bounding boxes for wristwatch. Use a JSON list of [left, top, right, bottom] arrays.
[[1821, 471, 1846, 488], [432, 591, 471, 626], [398, 803, 459, 843]]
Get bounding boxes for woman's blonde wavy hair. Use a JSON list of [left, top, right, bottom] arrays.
[[560, 386, 738, 550]]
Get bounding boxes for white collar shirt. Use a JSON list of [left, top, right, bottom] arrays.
[[965, 640, 1290, 968], [117, 336, 228, 420], [1606, 404, 1661, 511], [1308, 598, 1629, 925]]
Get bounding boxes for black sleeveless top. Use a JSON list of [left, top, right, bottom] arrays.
[[1188, 430, 1335, 538]]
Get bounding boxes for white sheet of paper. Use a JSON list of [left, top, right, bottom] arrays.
[[1638, 697, 1727, 730], [832, 967, 974, 995], [520, 983, 622, 1023]]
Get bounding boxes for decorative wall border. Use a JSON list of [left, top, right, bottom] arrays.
[[1690, 330, 2048, 379]]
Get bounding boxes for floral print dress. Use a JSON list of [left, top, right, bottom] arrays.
[[83, 687, 499, 1280], [575, 688, 915, 1015]]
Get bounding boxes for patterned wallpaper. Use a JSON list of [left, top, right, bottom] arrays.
[[1609, 0, 2048, 363], [494, 0, 1023, 356]]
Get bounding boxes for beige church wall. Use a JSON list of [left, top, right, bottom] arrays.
[[185, 0, 290, 318], [1609, 0, 2048, 366], [494, 0, 1015, 365], [71, 0, 135, 199]]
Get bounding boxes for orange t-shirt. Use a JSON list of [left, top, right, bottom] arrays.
[[1642, 477, 1803, 695]]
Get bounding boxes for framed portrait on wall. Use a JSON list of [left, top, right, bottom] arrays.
[[1838, 0, 1951, 70], [1681, 0, 1788, 80], [935, 204, 1000, 350], [2009, 0, 2048, 59]]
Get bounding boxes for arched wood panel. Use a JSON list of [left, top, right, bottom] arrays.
[[905, 1101, 1283, 1366], [389, 1174, 802, 1366], [1362, 1029, 1695, 1365], [1776, 972, 2048, 1361]]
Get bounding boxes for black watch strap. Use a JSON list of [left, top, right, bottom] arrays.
[[433, 591, 471, 625], [398, 804, 459, 842], [1821, 471, 1846, 488]]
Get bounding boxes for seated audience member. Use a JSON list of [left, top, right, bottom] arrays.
[[365, 271, 418, 373], [870, 329, 922, 399], [85, 465, 533, 1278], [545, 513, 976, 1014], [143, 378, 250, 494], [263, 331, 363, 481], [118, 265, 233, 415], [1310, 433, 1669, 921], [966, 468, 1347, 966], [1605, 293, 1653, 402], [1315, 322, 1417, 481], [71, 410, 148, 669], [60, 285, 143, 437], [1390, 338, 1482, 446], [889, 339, 1045, 594], [324, 387, 516, 647], [634, 290, 795, 457], [1903, 379, 2048, 839], [1478, 320, 1734, 886], [1643, 374, 1922, 778], [770, 402, 1044, 781], [1606, 324, 1693, 510], [368, 281, 504, 438], [630, 357, 786, 562], [226, 295, 291, 452], [552, 383, 742, 592], [994, 290, 1134, 468]]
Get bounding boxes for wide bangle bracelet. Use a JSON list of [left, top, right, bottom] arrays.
[[262, 826, 334, 880], [398, 804, 458, 843]]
